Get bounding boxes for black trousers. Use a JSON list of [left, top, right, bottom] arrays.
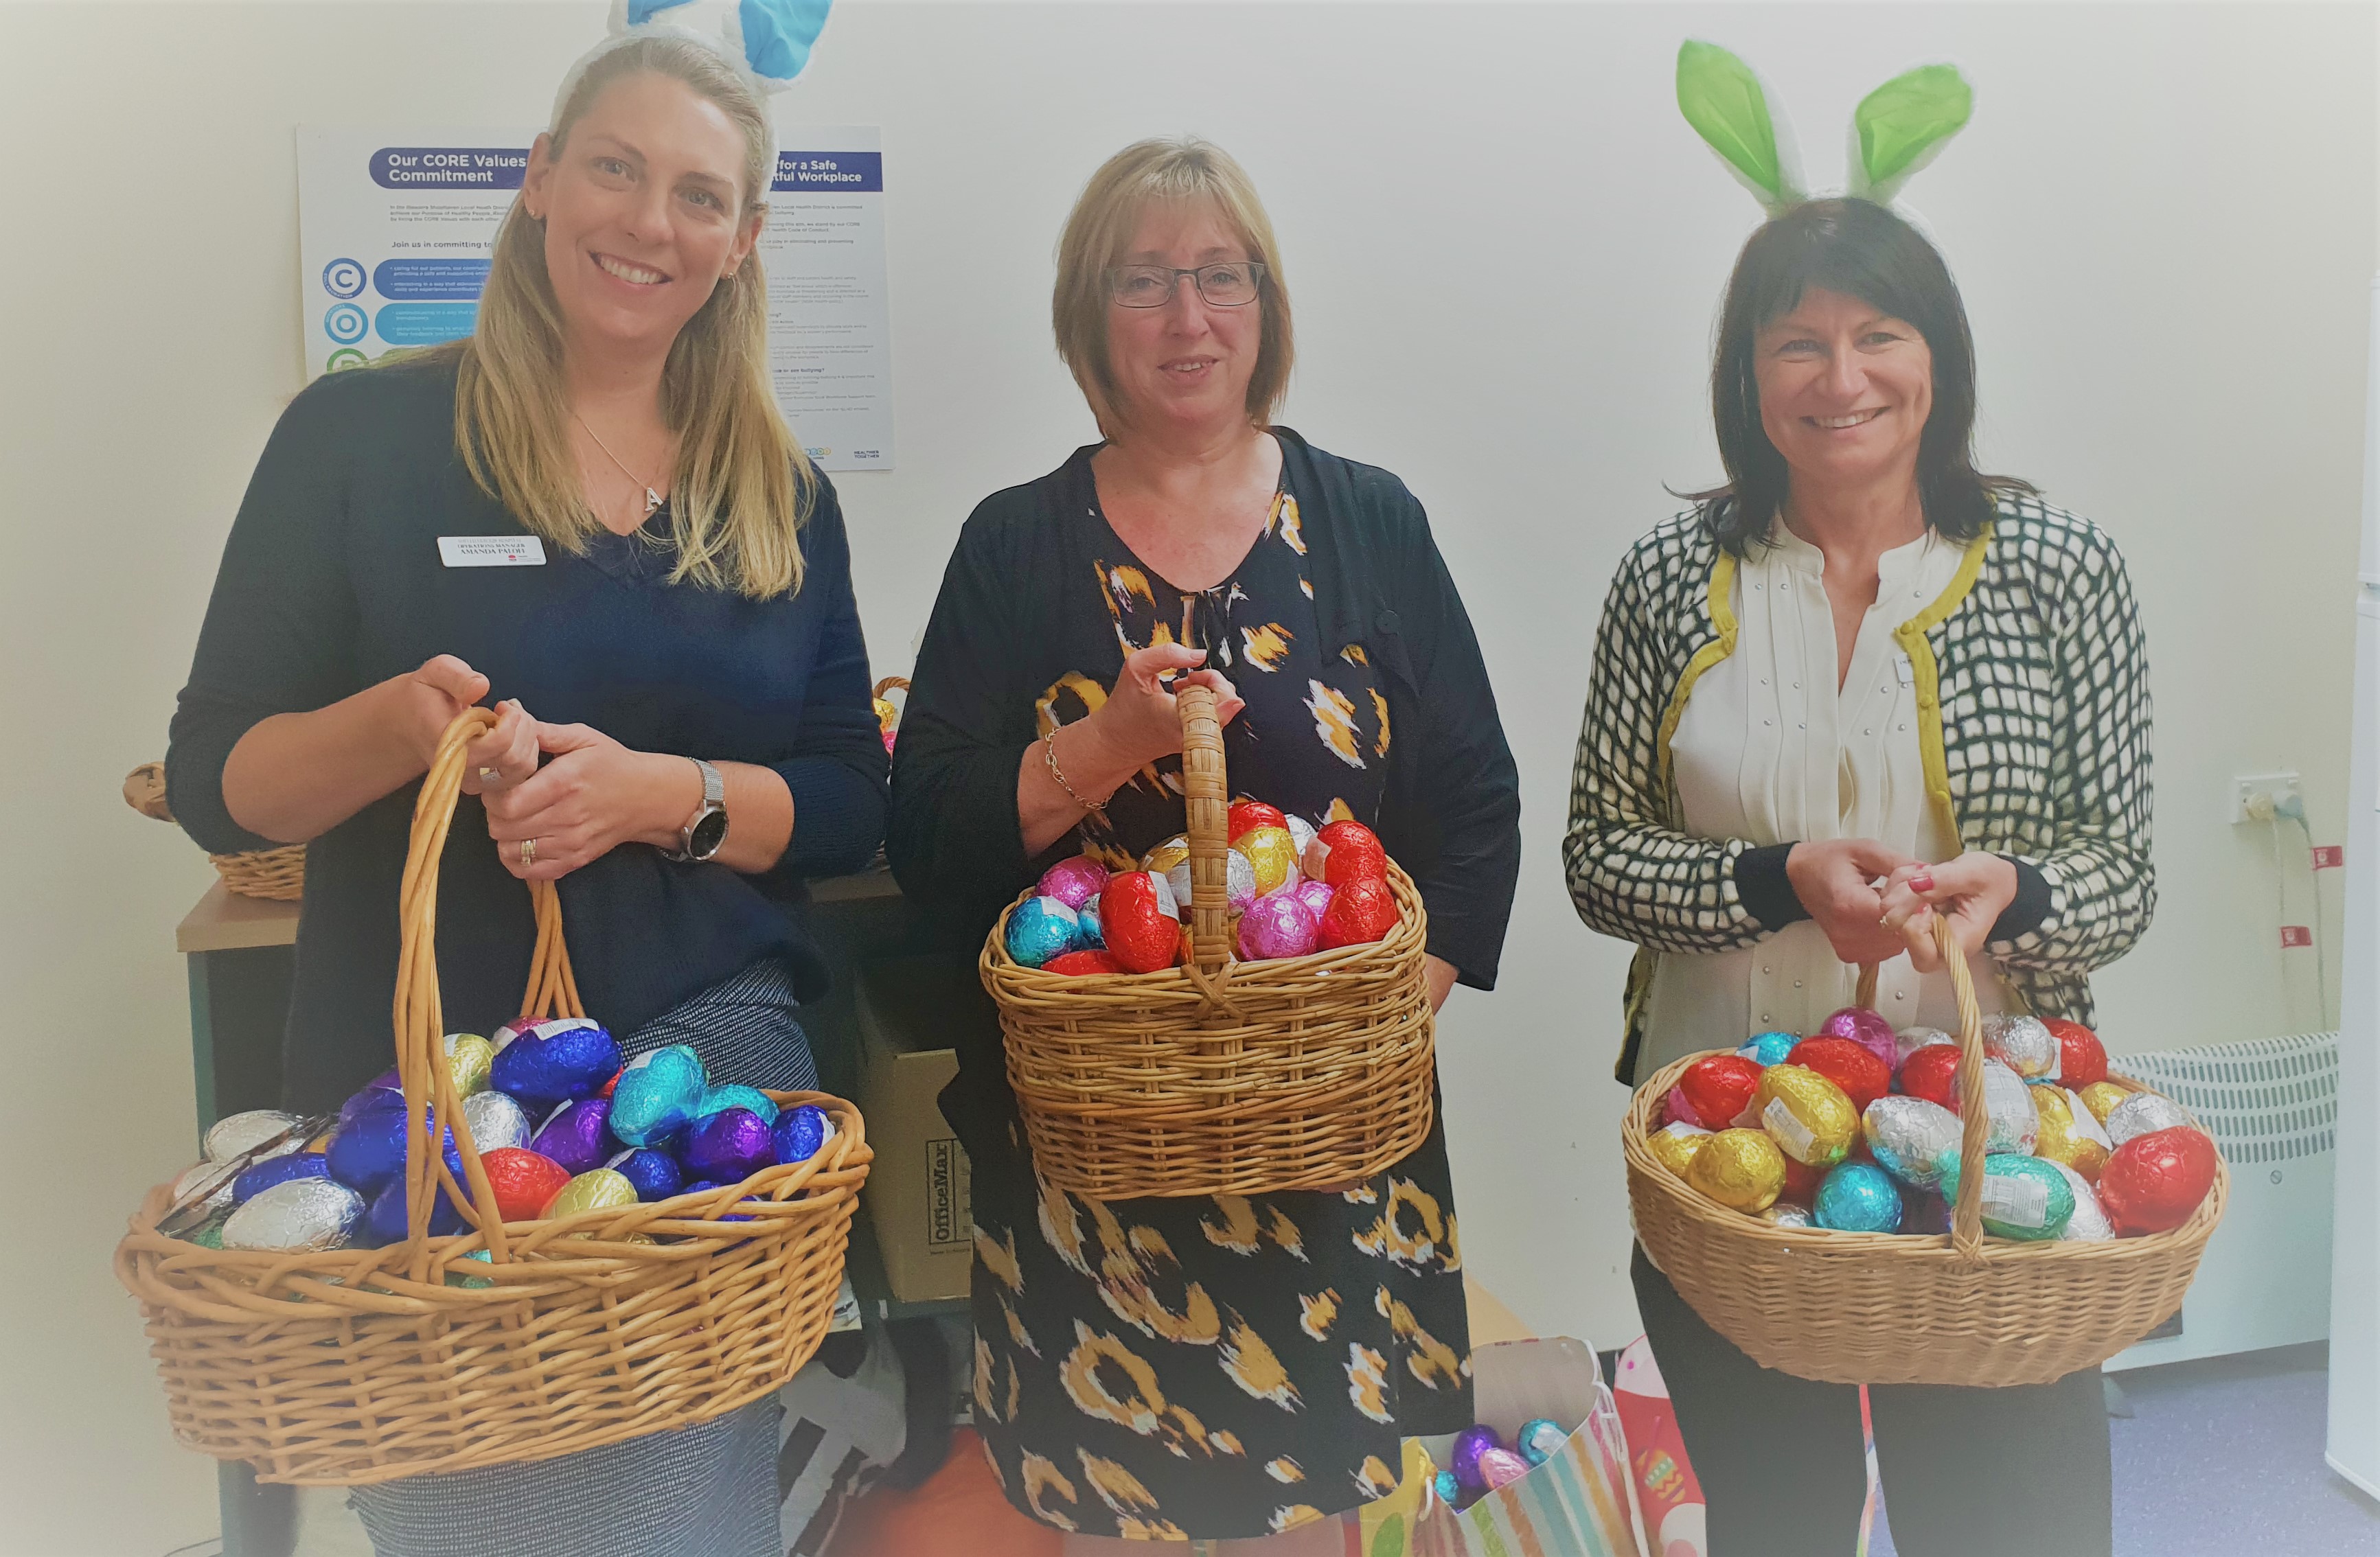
[[1632, 1246, 2112, 1557]]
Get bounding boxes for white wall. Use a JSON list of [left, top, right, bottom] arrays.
[[1, 3, 2370, 1552]]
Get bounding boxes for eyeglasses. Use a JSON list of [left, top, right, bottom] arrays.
[[1105, 261, 1268, 309]]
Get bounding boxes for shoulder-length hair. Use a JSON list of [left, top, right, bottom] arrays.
[[1053, 137, 1294, 435], [1694, 196, 2033, 557], [420, 35, 815, 599]]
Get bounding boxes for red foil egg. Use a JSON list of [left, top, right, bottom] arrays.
[[1678, 1054, 1763, 1131], [2043, 1019, 2109, 1089], [1226, 800, 1288, 841], [2098, 1126, 2219, 1235], [597, 1068, 622, 1100], [1788, 1036, 1892, 1116], [1307, 820, 1389, 887], [481, 1147, 573, 1223], [1099, 871, 1183, 974], [1318, 875, 1399, 948], [1899, 1044, 1963, 1111], [1043, 949, 1123, 976]]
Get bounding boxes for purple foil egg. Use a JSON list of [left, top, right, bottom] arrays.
[[1237, 890, 1320, 962], [680, 1108, 776, 1182], [1814, 1007, 1898, 1070], [1036, 856, 1111, 912], [530, 1098, 615, 1177], [1450, 1425, 1502, 1491], [233, 1152, 333, 1206]]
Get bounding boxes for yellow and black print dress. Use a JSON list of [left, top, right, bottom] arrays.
[[965, 472, 1474, 1538]]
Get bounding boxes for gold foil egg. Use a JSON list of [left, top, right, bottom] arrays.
[[2077, 1081, 2129, 1127], [1141, 835, 1191, 877], [2032, 1085, 2112, 1181], [1686, 1127, 1787, 1214], [542, 1168, 639, 1221], [444, 1033, 494, 1098], [1233, 826, 1301, 897], [1647, 1122, 1712, 1179], [1751, 1065, 1857, 1168]]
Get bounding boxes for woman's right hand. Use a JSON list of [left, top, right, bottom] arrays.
[[1086, 643, 1244, 768], [393, 656, 536, 794], [1785, 837, 1919, 965]]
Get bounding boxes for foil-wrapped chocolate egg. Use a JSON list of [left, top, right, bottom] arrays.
[[233, 1152, 333, 1206], [365, 1176, 465, 1244], [1004, 895, 1083, 968], [1934, 1059, 2041, 1155], [1165, 849, 1258, 915], [1894, 1027, 1954, 1072], [1679, 1053, 1763, 1129], [444, 1033, 494, 1098], [1284, 815, 1318, 869], [1237, 890, 1320, 962], [1101, 870, 1183, 974], [605, 1147, 685, 1202], [1738, 1030, 1799, 1068], [223, 1177, 363, 1252], [1862, 1096, 1962, 1191], [1432, 1470, 1461, 1508], [2031, 1087, 2112, 1181], [1318, 876, 1399, 949], [2105, 1092, 2193, 1148], [1945, 1153, 2074, 1241], [1035, 855, 1111, 912], [328, 1105, 457, 1195], [2042, 1018, 2109, 1088], [1304, 820, 1388, 887], [1787, 1036, 1890, 1115], [446, 1248, 496, 1289], [608, 1045, 707, 1146], [1761, 1202, 1814, 1230], [1141, 833, 1191, 878], [2046, 1160, 2116, 1241], [481, 1148, 571, 1222], [1043, 949, 1122, 976], [184, 1210, 230, 1248], [530, 1098, 615, 1177], [2098, 1127, 2219, 1234], [542, 1168, 639, 1221], [172, 1161, 233, 1219], [1662, 1085, 1701, 1129], [1517, 1418, 1565, 1466], [1076, 900, 1103, 948], [1751, 1065, 1857, 1168], [1226, 800, 1288, 840], [1478, 1447, 1531, 1490], [2077, 1081, 2129, 1127], [1686, 1128, 1787, 1213], [204, 1109, 301, 1163], [680, 1108, 775, 1182], [1813, 1008, 1897, 1071], [461, 1089, 533, 1153], [1290, 879, 1334, 924], [1813, 1162, 1904, 1233], [488, 1018, 623, 1107], [1233, 827, 1301, 898], [694, 1085, 779, 1127], [1449, 1425, 1501, 1490], [773, 1103, 836, 1166], [1897, 1044, 1961, 1111], [1982, 1015, 2059, 1081], [1647, 1122, 1712, 1179]]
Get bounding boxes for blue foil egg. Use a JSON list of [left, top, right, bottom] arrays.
[[339, 1081, 404, 1130], [365, 1176, 466, 1243], [1077, 901, 1103, 949], [233, 1152, 333, 1205], [1517, 1418, 1565, 1467], [1813, 1162, 1905, 1233], [772, 1104, 834, 1166], [694, 1084, 779, 1127], [1739, 1031, 1799, 1068], [605, 1147, 685, 1202], [488, 1018, 623, 1107], [1004, 896, 1083, 968], [328, 1105, 459, 1195], [530, 1098, 615, 1177], [680, 1109, 775, 1182], [608, 1045, 707, 1146]]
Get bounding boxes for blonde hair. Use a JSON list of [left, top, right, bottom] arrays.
[[1053, 137, 1294, 433], [433, 35, 814, 599]]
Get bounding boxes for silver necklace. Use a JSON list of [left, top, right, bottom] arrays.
[[573, 411, 667, 519]]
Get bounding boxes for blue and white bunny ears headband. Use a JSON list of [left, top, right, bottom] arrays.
[[1675, 40, 1973, 216], [551, 0, 834, 157]]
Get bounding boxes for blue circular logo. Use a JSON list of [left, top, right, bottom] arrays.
[[323, 303, 369, 345], [322, 257, 367, 299]]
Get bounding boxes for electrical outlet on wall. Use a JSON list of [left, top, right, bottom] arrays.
[[2232, 771, 2303, 824]]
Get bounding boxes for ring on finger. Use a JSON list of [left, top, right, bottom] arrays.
[[520, 837, 538, 868], [478, 767, 503, 785]]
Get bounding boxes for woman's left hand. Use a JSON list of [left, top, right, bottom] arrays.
[[483, 721, 698, 880], [1877, 853, 2019, 972], [1424, 954, 1458, 1013]]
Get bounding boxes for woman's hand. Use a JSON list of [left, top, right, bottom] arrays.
[[1090, 643, 1246, 768], [1879, 853, 2019, 971], [391, 656, 536, 796], [483, 722, 699, 880], [1785, 838, 1919, 965], [1424, 954, 1458, 1013]]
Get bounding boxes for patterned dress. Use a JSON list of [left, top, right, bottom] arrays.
[[968, 480, 1474, 1540]]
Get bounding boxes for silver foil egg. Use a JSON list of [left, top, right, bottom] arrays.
[[1982, 1015, 2059, 1081], [2105, 1092, 2193, 1147], [204, 1109, 302, 1163], [222, 1178, 364, 1252], [462, 1089, 533, 1153]]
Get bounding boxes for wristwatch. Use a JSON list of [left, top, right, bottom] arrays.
[[665, 758, 729, 862]]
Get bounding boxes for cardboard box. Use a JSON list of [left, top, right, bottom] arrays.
[[853, 956, 982, 1304]]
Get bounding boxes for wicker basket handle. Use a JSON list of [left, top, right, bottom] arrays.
[[1930, 914, 1994, 1260], [1174, 682, 1234, 976]]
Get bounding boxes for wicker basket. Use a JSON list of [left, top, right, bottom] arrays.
[[115, 710, 872, 1484], [982, 683, 1435, 1199], [1623, 916, 2226, 1387], [124, 760, 307, 901]]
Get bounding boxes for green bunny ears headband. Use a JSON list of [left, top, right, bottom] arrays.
[[1676, 40, 1973, 214]]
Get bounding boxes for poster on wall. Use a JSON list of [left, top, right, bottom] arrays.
[[295, 126, 894, 472]]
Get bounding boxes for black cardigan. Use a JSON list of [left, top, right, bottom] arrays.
[[888, 429, 1522, 989]]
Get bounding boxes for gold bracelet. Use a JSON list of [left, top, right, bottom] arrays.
[[1042, 726, 1108, 817]]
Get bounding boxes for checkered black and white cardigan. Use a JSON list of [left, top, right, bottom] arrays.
[[1564, 495, 2154, 1082]]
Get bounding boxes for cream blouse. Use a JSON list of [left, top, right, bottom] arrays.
[[1639, 523, 2003, 1074]]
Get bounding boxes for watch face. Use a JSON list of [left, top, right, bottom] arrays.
[[689, 808, 730, 860]]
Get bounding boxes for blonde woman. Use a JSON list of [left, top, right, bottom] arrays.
[[889, 139, 1521, 1547], [164, 27, 882, 1556]]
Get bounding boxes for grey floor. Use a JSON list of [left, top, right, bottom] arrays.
[[1870, 1343, 2380, 1557]]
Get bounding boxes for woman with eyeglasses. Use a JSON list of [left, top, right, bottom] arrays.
[[887, 138, 1520, 1547]]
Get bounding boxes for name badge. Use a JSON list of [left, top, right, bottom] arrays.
[[438, 535, 547, 568]]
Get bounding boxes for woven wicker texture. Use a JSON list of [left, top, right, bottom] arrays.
[[115, 711, 871, 1484], [1623, 916, 2225, 1387], [124, 759, 307, 901], [983, 683, 1435, 1199]]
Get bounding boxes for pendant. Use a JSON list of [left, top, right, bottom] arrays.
[[644, 487, 663, 517]]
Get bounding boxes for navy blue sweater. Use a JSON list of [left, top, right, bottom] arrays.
[[168, 358, 888, 1111]]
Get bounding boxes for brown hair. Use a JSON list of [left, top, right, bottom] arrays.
[[1053, 137, 1294, 433]]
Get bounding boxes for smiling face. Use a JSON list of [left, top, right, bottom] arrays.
[[521, 70, 762, 362], [1103, 200, 1263, 435], [1752, 286, 1934, 496]]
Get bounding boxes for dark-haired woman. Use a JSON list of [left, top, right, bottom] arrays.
[[1564, 198, 2151, 1557]]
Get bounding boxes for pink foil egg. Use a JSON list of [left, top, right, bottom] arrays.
[[1237, 891, 1320, 962], [1291, 879, 1335, 922], [1477, 1446, 1531, 1491], [1036, 855, 1110, 912]]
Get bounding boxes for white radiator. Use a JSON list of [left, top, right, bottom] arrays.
[[2103, 1031, 2339, 1372]]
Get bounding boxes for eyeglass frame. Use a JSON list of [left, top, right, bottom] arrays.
[[1103, 260, 1270, 309]]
